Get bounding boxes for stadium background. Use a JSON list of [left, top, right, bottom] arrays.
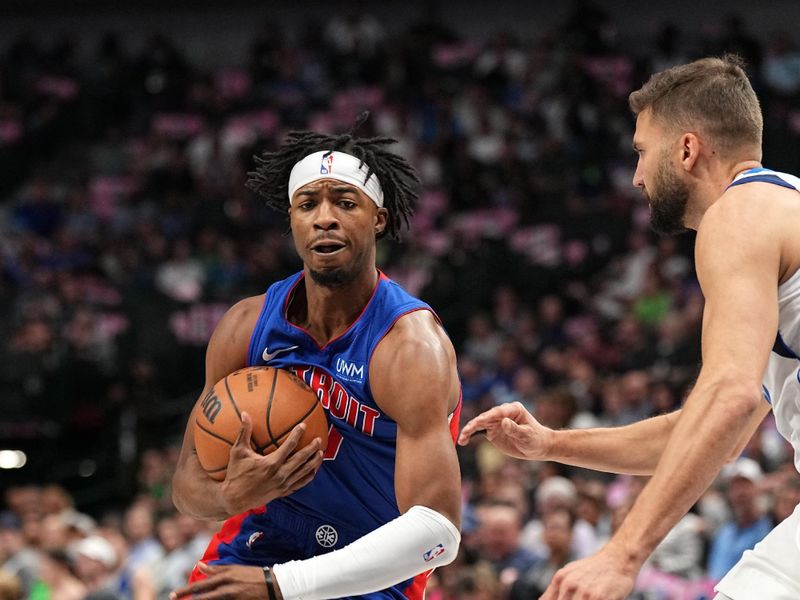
[[2, 1, 800, 598]]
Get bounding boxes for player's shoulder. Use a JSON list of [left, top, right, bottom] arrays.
[[700, 178, 798, 241], [209, 294, 265, 348], [386, 309, 450, 346], [370, 309, 459, 414], [695, 180, 792, 281], [373, 310, 455, 369], [226, 294, 266, 326], [203, 295, 266, 384]]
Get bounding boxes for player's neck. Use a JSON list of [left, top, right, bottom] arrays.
[[293, 267, 379, 345], [686, 158, 762, 229]]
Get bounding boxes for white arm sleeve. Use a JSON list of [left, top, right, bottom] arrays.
[[271, 505, 460, 600]]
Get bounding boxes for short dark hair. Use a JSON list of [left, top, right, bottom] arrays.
[[629, 54, 763, 155], [246, 115, 419, 240]]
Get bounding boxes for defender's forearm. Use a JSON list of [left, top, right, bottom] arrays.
[[548, 411, 680, 475]]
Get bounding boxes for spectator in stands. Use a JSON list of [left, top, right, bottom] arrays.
[[707, 458, 772, 581], [72, 536, 121, 600], [475, 503, 540, 591], [521, 476, 600, 560], [0, 512, 38, 600], [769, 475, 800, 527], [510, 508, 576, 599], [116, 505, 162, 600], [37, 549, 87, 600]]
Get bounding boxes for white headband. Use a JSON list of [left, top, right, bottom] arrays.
[[287, 150, 384, 208]]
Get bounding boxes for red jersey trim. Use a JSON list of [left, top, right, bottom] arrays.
[[283, 270, 388, 350], [187, 506, 266, 583], [403, 571, 432, 600]]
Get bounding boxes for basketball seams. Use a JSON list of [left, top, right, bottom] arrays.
[[271, 397, 323, 444], [223, 376, 242, 421], [195, 421, 237, 446], [195, 366, 327, 467], [265, 367, 279, 448]]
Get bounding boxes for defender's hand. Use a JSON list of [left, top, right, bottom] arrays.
[[457, 402, 554, 461], [220, 412, 323, 514], [172, 561, 283, 600], [540, 545, 638, 600]]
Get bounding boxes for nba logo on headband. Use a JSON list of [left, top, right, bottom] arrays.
[[320, 153, 333, 175], [289, 150, 384, 207]]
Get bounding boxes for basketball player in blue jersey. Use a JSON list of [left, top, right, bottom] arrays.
[[171, 120, 462, 600], [460, 55, 800, 599]]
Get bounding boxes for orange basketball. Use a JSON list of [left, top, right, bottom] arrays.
[[193, 366, 329, 481]]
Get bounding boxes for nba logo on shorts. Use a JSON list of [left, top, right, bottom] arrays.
[[320, 153, 334, 175], [246, 531, 263, 549]]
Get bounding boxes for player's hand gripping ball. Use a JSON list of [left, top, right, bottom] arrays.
[[194, 366, 329, 480]]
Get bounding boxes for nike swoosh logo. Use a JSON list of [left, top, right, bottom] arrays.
[[262, 345, 299, 362]]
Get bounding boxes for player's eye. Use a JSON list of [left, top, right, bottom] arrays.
[[338, 200, 357, 209]]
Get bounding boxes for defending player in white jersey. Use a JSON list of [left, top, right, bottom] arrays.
[[460, 55, 800, 600]]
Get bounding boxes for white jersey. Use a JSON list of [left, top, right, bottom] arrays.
[[730, 167, 800, 474], [714, 168, 800, 600]]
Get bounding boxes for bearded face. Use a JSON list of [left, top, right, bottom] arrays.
[[646, 148, 691, 235]]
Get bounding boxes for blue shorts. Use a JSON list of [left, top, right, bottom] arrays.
[[189, 501, 428, 600]]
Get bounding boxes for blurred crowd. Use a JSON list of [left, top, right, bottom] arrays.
[[3, 1, 800, 599]]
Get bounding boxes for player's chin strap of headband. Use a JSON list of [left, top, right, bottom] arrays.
[[271, 505, 460, 600], [287, 150, 384, 208]]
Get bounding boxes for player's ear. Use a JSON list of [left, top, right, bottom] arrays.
[[375, 207, 388, 237], [680, 133, 701, 172]]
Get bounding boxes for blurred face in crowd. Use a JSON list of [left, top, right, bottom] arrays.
[[123, 506, 154, 543], [5, 486, 41, 519], [727, 476, 760, 523], [289, 179, 387, 288], [542, 509, 573, 559], [632, 108, 691, 235], [41, 485, 72, 515], [156, 517, 184, 552], [0, 527, 23, 558], [477, 505, 522, 561], [74, 553, 107, 583], [39, 514, 68, 550], [176, 513, 204, 540], [772, 481, 800, 522], [577, 483, 606, 527], [492, 483, 530, 519]]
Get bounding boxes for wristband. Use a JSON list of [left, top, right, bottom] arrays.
[[263, 566, 278, 600]]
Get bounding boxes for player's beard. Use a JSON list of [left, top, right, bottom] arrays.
[[648, 154, 691, 236], [308, 266, 357, 288]]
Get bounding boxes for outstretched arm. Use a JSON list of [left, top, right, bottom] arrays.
[[459, 396, 767, 476], [460, 402, 681, 475]]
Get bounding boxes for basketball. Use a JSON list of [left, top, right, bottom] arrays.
[[193, 366, 329, 481]]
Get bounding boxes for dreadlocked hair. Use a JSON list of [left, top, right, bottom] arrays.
[[246, 112, 419, 240]]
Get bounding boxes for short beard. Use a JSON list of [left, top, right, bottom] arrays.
[[308, 267, 357, 288], [648, 156, 691, 236]]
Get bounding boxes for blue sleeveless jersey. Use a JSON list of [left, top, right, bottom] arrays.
[[191, 270, 461, 600]]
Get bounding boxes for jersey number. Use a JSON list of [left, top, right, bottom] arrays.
[[323, 425, 343, 461]]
